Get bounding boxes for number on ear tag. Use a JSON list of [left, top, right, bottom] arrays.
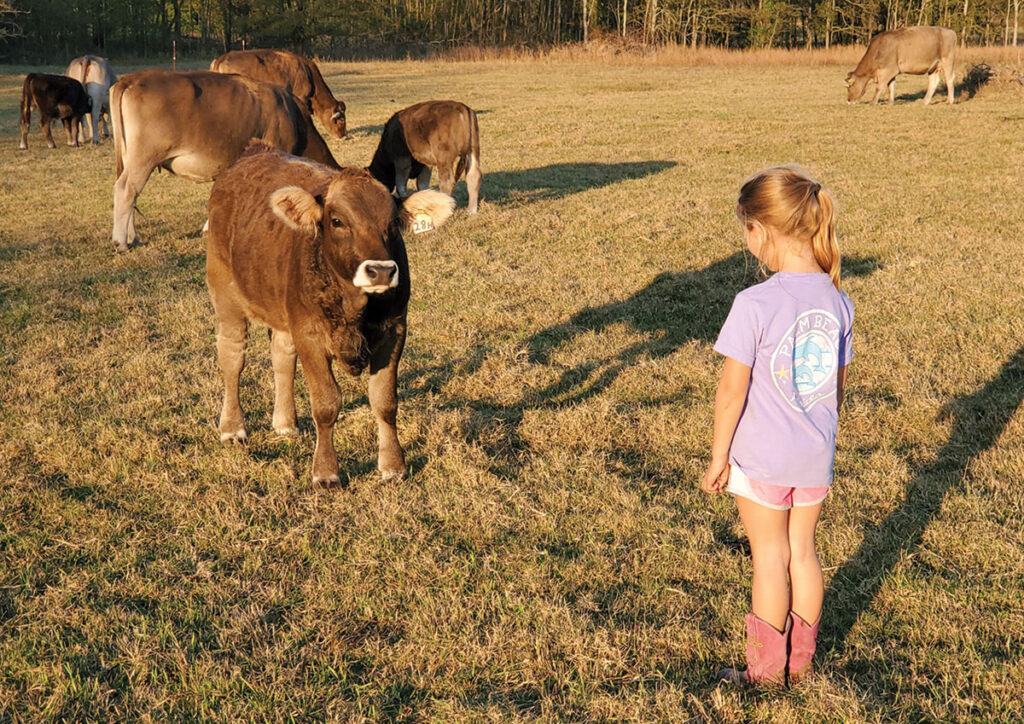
[[412, 213, 435, 234]]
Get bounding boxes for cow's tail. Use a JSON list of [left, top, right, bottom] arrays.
[[455, 105, 480, 182], [19, 75, 34, 130], [111, 79, 127, 178]]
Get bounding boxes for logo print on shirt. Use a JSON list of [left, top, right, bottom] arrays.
[[771, 309, 841, 411]]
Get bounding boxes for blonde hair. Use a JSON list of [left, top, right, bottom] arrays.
[[737, 165, 841, 290]]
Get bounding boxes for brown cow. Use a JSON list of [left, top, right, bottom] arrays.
[[368, 100, 481, 214], [210, 49, 346, 139], [206, 143, 454, 485], [19, 73, 91, 150], [846, 26, 957, 105], [111, 70, 339, 253]]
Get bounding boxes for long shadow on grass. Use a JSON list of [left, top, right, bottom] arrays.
[[891, 68, 989, 104], [484, 161, 676, 206], [421, 252, 877, 481], [824, 344, 1024, 656]]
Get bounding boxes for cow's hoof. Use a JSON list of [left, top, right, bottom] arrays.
[[113, 243, 130, 254], [313, 473, 341, 487], [380, 467, 407, 482], [274, 426, 299, 436], [220, 429, 247, 444], [18, 144, 26, 150]]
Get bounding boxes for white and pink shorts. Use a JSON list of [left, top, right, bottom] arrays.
[[726, 465, 829, 511]]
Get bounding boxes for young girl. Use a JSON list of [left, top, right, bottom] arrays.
[[702, 166, 853, 687]]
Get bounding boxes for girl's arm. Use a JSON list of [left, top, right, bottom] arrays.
[[701, 357, 752, 494], [837, 364, 849, 413]]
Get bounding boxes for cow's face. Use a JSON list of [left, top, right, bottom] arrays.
[[328, 101, 347, 139], [270, 171, 454, 294], [846, 72, 868, 103]]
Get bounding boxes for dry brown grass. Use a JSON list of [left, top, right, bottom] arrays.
[[431, 40, 1024, 70], [0, 55, 1022, 722]]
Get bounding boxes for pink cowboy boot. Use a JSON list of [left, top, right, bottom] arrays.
[[717, 613, 790, 687], [787, 611, 820, 684]]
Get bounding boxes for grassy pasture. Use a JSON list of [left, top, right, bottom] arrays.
[[1, 52, 1023, 722]]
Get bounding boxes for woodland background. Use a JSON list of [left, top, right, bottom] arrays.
[[0, 0, 1021, 63]]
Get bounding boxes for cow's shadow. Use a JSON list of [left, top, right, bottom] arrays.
[[413, 252, 878, 481], [483, 160, 676, 206], [890, 70, 984, 104]]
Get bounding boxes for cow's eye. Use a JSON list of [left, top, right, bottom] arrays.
[[330, 217, 343, 228]]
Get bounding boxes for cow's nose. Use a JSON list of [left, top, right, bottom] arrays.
[[354, 260, 399, 291], [365, 263, 396, 285]]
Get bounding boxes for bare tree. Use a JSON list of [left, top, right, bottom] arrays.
[[1, 0, 21, 39]]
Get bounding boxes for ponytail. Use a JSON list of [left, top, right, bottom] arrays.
[[737, 165, 842, 290], [811, 187, 841, 290]]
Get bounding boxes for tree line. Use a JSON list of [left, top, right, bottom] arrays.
[[1, 0, 1020, 63]]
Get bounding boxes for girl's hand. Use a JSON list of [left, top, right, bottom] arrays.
[[701, 458, 730, 494]]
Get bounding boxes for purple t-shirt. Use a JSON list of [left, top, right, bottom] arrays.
[[713, 272, 854, 487]]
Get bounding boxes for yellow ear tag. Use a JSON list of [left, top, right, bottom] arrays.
[[412, 213, 434, 234]]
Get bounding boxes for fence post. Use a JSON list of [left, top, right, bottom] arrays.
[[172, 40, 177, 70]]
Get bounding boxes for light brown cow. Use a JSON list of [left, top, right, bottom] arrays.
[[110, 70, 339, 253], [846, 26, 957, 105], [206, 143, 454, 485], [368, 100, 481, 214], [210, 49, 346, 139], [64, 55, 117, 144]]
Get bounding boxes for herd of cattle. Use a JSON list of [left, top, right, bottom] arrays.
[[13, 26, 957, 484]]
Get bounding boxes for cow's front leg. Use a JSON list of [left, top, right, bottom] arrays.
[[270, 330, 298, 435], [367, 324, 407, 481], [64, 118, 80, 147], [888, 78, 896, 104], [415, 165, 432, 191], [922, 72, 940, 105], [394, 157, 412, 198], [298, 345, 342, 485], [42, 117, 56, 149]]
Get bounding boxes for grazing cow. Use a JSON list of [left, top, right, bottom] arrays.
[[64, 55, 118, 144], [368, 100, 481, 214], [110, 70, 339, 253], [210, 49, 347, 139], [206, 143, 454, 485], [846, 26, 957, 105], [19, 73, 90, 150]]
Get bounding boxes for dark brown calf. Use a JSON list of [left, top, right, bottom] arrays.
[[19, 73, 91, 150], [206, 143, 454, 485], [368, 100, 481, 214]]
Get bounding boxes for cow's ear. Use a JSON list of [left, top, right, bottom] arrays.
[[270, 186, 323, 230], [397, 189, 456, 234]]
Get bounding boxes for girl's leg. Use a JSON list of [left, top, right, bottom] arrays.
[[788, 501, 824, 623], [735, 496, 790, 631], [787, 500, 825, 683]]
